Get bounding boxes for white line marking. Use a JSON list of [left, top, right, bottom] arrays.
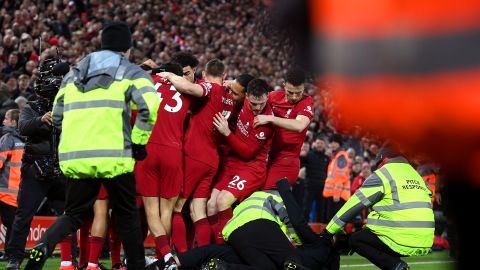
[[341, 260, 455, 268]]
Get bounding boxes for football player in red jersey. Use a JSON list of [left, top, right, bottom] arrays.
[[209, 79, 274, 243], [135, 62, 186, 266], [253, 68, 315, 190], [171, 52, 199, 84], [159, 59, 235, 250]]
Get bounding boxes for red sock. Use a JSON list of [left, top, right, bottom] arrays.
[[109, 225, 122, 265], [171, 212, 187, 253], [79, 221, 92, 266], [154, 235, 171, 259], [194, 218, 211, 247], [216, 208, 233, 244], [59, 235, 72, 262], [207, 214, 218, 243], [88, 236, 105, 265]]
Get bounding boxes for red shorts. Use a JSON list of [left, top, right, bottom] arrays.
[[215, 162, 266, 201], [136, 144, 183, 198], [262, 156, 300, 190], [182, 156, 217, 199], [97, 184, 109, 200]]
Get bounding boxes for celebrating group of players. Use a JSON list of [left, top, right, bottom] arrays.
[[83, 51, 314, 269]]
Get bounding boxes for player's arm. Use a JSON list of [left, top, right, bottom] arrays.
[[213, 113, 259, 159], [253, 114, 310, 133], [158, 72, 205, 97]]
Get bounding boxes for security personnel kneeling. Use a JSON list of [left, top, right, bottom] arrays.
[[25, 21, 160, 270], [322, 145, 434, 270]]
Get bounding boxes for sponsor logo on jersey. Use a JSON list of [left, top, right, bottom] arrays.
[[304, 105, 313, 115], [237, 119, 249, 137]]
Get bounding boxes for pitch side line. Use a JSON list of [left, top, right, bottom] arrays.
[[340, 260, 455, 268]]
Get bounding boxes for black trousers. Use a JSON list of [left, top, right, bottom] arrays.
[[324, 198, 345, 222], [228, 219, 302, 270], [348, 229, 404, 270], [0, 201, 17, 251], [39, 173, 145, 270], [303, 184, 327, 223], [6, 163, 66, 260]]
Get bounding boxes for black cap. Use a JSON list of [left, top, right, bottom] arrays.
[[101, 21, 132, 52]]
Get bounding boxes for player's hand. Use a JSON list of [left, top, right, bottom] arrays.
[[142, 59, 159, 69], [158, 72, 172, 80], [213, 112, 231, 136], [253, 115, 273, 128], [333, 195, 340, 202], [41, 111, 52, 126]]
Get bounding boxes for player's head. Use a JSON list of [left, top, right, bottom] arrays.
[[246, 78, 269, 116], [172, 51, 199, 83], [159, 62, 183, 76], [203, 59, 225, 80], [228, 73, 255, 102], [3, 109, 20, 128], [284, 67, 306, 104]]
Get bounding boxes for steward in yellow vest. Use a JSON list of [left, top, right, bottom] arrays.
[[323, 147, 434, 270], [25, 21, 160, 270]]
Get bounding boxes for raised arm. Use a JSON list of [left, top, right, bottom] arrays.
[[158, 72, 205, 97]]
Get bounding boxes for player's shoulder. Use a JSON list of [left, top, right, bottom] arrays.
[[269, 90, 285, 101]]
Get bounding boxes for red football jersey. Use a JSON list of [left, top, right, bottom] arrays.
[[225, 98, 274, 167], [148, 75, 191, 149], [268, 90, 314, 159], [184, 81, 235, 168]]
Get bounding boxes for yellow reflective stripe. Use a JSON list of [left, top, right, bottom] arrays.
[[64, 100, 125, 112], [372, 201, 432, 212]]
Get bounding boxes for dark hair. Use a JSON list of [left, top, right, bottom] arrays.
[[159, 62, 183, 76], [7, 109, 20, 125], [247, 78, 269, 98], [205, 59, 225, 77], [285, 67, 305, 86], [236, 74, 255, 89], [171, 52, 199, 68]]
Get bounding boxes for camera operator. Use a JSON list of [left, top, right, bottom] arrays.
[[6, 58, 72, 270]]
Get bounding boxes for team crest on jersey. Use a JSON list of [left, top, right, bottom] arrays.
[[255, 131, 266, 140]]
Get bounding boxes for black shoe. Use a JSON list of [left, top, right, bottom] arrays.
[[393, 261, 410, 270], [201, 258, 227, 270], [24, 243, 49, 270], [6, 258, 21, 270], [164, 257, 178, 270], [283, 261, 311, 270]]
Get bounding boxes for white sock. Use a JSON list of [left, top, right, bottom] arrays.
[[164, 253, 173, 263], [88, 263, 98, 267], [60, 261, 72, 267]]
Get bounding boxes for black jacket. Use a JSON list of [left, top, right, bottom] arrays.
[[19, 101, 53, 160], [277, 179, 340, 270], [304, 150, 330, 188]]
